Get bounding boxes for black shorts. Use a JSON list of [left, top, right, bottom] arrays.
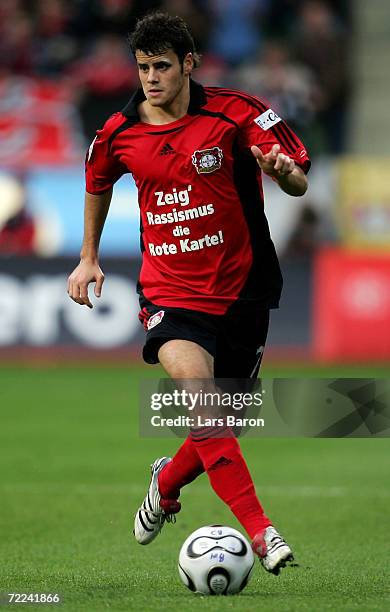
[[139, 299, 269, 379]]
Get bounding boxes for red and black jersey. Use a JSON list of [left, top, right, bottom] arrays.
[[85, 80, 311, 315]]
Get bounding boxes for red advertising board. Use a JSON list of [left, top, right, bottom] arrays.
[[313, 248, 390, 361]]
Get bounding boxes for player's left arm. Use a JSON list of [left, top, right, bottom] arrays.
[[251, 144, 308, 196], [229, 95, 310, 196]]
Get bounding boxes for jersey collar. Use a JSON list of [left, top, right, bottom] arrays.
[[121, 79, 207, 119]]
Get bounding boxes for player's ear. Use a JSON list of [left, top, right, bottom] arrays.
[[183, 53, 194, 76]]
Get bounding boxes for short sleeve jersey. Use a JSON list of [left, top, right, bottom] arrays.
[[85, 80, 311, 315]]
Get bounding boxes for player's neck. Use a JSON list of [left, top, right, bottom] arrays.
[[138, 80, 190, 125]]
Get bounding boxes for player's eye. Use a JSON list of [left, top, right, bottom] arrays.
[[155, 62, 171, 71], [138, 65, 149, 73]]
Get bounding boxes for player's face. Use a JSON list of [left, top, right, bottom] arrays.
[[135, 49, 193, 108]]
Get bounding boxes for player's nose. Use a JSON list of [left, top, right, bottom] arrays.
[[147, 68, 159, 83]]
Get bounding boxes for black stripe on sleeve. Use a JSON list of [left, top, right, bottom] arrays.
[[273, 122, 301, 150], [205, 88, 268, 114], [205, 88, 306, 156], [108, 117, 138, 153], [270, 123, 296, 155], [198, 109, 239, 127]]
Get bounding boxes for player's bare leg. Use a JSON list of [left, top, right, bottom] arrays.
[[158, 339, 214, 378]]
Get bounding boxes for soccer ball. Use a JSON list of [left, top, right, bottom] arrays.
[[178, 525, 255, 595]]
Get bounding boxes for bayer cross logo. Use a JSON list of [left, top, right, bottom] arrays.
[[192, 147, 223, 174], [147, 310, 165, 330]]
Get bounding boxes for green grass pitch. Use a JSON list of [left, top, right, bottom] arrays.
[[1, 364, 389, 611]]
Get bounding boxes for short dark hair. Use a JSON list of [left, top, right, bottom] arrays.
[[128, 12, 200, 68]]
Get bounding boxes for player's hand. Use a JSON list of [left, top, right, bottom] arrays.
[[67, 259, 104, 308], [251, 144, 295, 179]]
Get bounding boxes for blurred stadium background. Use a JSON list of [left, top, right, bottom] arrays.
[[0, 0, 389, 366]]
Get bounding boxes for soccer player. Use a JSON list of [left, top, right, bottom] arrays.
[[68, 12, 310, 575]]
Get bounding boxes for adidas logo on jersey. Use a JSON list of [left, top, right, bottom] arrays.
[[159, 143, 176, 156]]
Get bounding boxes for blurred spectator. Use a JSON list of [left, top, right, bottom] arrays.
[[0, 3, 35, 76], [195, 53, 229, 87], [161, 0, 210, 51], [0, 172, 61, 256], [206, 0, 267, 66], [284, 204, 320, 258], [35, 0, 70, 37], [265, 0, 351, 38], [33, 0, 77, 76], [67, 34, 138, 140], [293, 0, 351, 154], [0, 173, 35, 255]]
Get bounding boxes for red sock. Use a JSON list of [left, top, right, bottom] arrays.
[[158, 436, 204, 500], [190, 426, 271, 540]]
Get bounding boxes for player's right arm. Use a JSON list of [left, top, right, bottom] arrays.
[[67, 112, 129, 308], [67, 189, 112, 308]]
